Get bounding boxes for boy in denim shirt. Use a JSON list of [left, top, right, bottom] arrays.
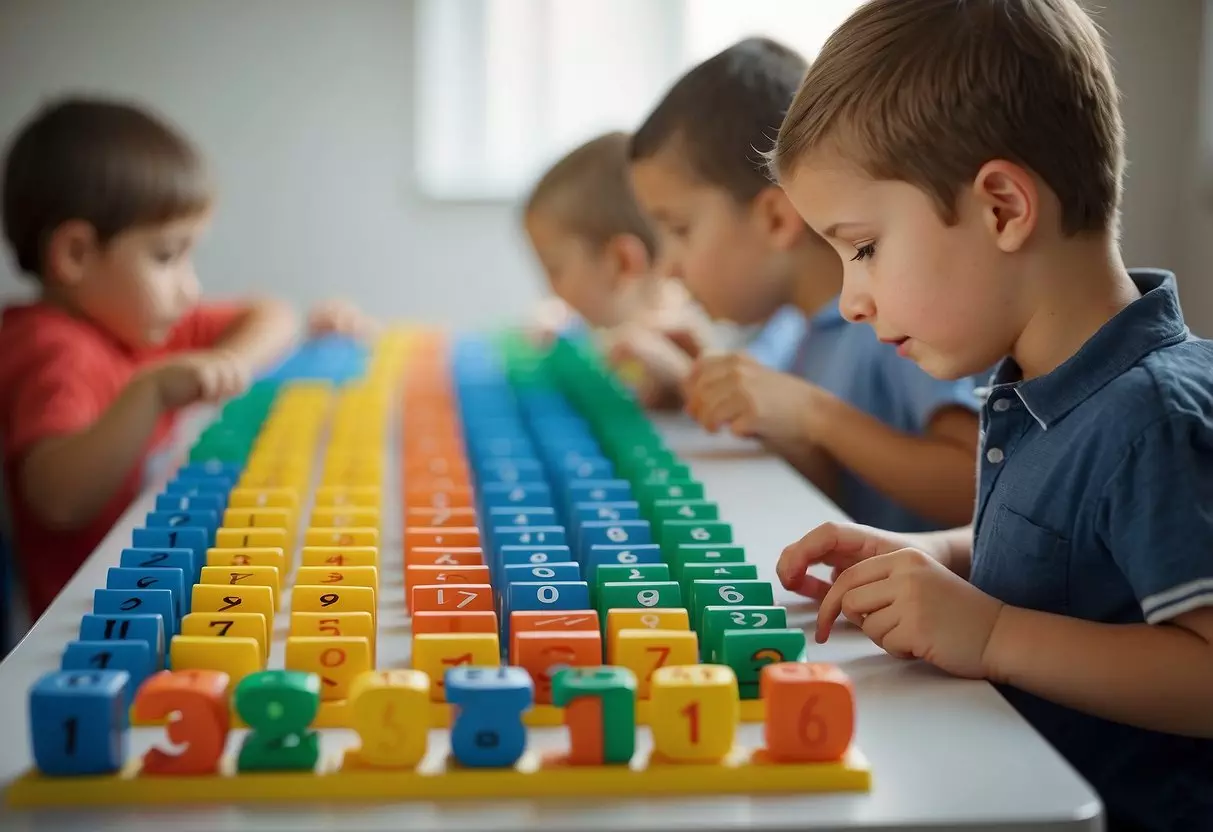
[[773, 2, 1213, 829]]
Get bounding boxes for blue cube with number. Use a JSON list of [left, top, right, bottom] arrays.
[[29, 669, 130, 775], [578, 521, 652, 561], [178, 460, 242, 479], [79, 613, 165, 669], [93, 588, 178, 636], [487, 506, 557, 530], [560, 456, 615, 483], [494, 526, 567, 553], [573, 502, 642, 524], [503, 562, 582, 585], [446, 665, 533, 768], [479, 482, 553, 509], [163, 477, 231, 500], [119, 547, 199, 590], [585, 544, 663, 580], [499, 545, 574, 568], [61, 641, 154, 708], [475, 457, 546, 485], [502, 580, 591, 643], [155, 492, 225, 513], [567, 480, 634, 508], [131, 527, 208, 580], [106, 566, 188, 616], [146, 509, 218, 540]]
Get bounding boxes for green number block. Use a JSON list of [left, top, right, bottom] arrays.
[[619, 448, 680, 477], [551, 666, 637, 764], [701, 605, 789, 663], [659, 521, 733, 557], [598, 581, 683, 622], [234, 669, 322, 771], [671, 544, 747, 579], [637, 480, 705, 506], [651, 500, 720, 524], [689, 579, 775, 631], [719, 629, 808, 693], [591, 563, 671, 605], [639, 465, 695, 486], [679, 563, 758, 603]]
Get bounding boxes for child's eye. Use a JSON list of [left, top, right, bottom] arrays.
[[851, 242, 876, 261]]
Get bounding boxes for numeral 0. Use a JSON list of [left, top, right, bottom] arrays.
[[537, 585, 560, 604]]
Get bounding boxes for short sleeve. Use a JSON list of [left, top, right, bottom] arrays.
[[1102, 415, 1213, 624], [163, 302, 247, 351], [881, 350, 983, 431], [5, 346, 108, 457]]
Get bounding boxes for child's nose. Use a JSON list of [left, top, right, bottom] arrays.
[[839, 273, 875, 323]]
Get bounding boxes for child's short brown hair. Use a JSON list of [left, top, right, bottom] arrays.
[[525, 131, 656, 256], [629, 37, 807, 203], [2, 96, 212, 278], [772, 0, 1124, 236]]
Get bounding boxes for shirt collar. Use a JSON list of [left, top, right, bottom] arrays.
[[990, 268, 1190, 429]]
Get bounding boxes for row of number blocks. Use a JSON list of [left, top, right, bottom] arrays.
[[24, 659, 858, 782]]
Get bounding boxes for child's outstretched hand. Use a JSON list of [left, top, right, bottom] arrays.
[[683, 352, 819, 443], [776, 521, 930, 601], [307, 298, 380, 341], [140, 349, 250, 410]]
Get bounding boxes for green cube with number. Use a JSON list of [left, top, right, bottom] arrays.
[[671, 544, 746, 579], [651, 499, 719, 524], [689, 579, 775, 631], [591, 563, 671, 605], [700, 605, 788, 663], [720, 628, 808, 692], [660, 521, 733, 558], [619, 450, 680, 480], [679, 563, 758, 602], [638, 464, 694, 485], [637, 480, 705, 506], [598, 581, 683, 622]]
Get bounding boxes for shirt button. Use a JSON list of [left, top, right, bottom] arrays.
[[986, 447, 1005, 464], [993, 398, 1011, 412]]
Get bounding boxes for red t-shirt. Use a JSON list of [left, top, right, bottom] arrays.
[[0, 301, 245, 620]]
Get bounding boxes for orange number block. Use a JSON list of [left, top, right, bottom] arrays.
[[406, 547, 484, 567], [404, 565, 491, 610], [404, 486, 474, 510], [405, 526, 481, 555], [411, 610, 498, 635], [403, 455, 469, 479], [410, 583, 494, 614], [759, 662, 855, 763], [285, 636, 373, 701], [133, 669, 230, 775], [513, 630, 603, 704], [405, 507, 477, 528], [410, 633, 500, 701], [509, 609, 600, 659], [613, 629, 698, 698]]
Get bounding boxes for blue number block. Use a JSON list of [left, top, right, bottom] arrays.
[[466, 435, 535, 460], [163, 477, 232, 499], [474, 457, 546, 485], [578, 521, 652, 561], [499, 545, 575, 568], [503, 562, 582, 585], [493, 526, 567, 552], [61, 640, 154, 709], [146, 510, 218, 545], [446, 666, 533, 768], [573, 502, 642, 524], [155, 492, 225, 513], [559, 456, 615, 483], [119, 547, 199, 589], [586, 544, 663, 577], [177, 460, 242, 480], [487, 506, 558, 529], [93, 588, 178, 636], [29, 669, 130, 775], [130, 528, 207, 582], [566, 480, 634, 508], [106, 566, 188, 616], [79, 613, 166, 669], [501, 581, 591, 644], [479, 483, 553, 509]]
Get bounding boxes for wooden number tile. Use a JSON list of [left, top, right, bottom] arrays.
[[292, 585, 377, 629], [233, 670, 320, 772], [205, 548, 286, 589], [295, 565, 379, 595], [649, 664, 739, 763], [404, 565, 491, 611], [613, 629, 698, 699], [605, 608, 689, 662], [222, 507, 293, 531], [227, 487, 299, 511], [758, 662, 855, 763], [289, 611, 377, 660], [406, 547, 484, 567], [314, 485, 381, 508], [447, 666, 532, 768], [411, 583, 494, 614], [405, 526, 480, 556], [405, 506, 477, 528], [215, 528, 288, 553], [550, 666, 637, 765], [311, 506, 380, 530], [28, 669, 130, 775], [304, 527, 379, 548], [410, 633, 500, 702], [300, 546, 379, 568], [190, 584, 274, 627], [285, 636, 372, 701]]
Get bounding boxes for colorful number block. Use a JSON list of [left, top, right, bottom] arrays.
[[295, 565, 379, 595], [345, 670, 430, 769], [411, 610, 499, 635], [650, 664, 739, 763], [498, 545, 574, 568], [61, 641, 154, 709], [29, 669, 130, 775], [170, 636, 263, 688], [215, 527, 288, 551], [405, 565, 491, 609], [199, 565, 281, 610], [285, 636, 372, 701], [133, 670, 230, 775], [78, 613, 165, 670], [106, 566, 188, 617], [300, 546, 379, 568], [411, 633, 501, 701], [605, 608, 690, 662], [406, 547, 483, 567], [613, 629, 698, 698], [191, 584, 274, 627], [446, 666, 533, 767], [315, 485, 381, 508], [502, 562, 581, 586], [292, 585, 377, 628], [700, 605, 788, 664], [720, 629, 807, 689], [512, 630, 603, 704], [689, 580, 775, 630], [93, 588, 178, 636], [679, 563, 758, 601], [550, 666, 637, 765], [304, 527, 379, 548], [597, 581, 682, 618], [119, 547, 199, 589], [234, 670, 321, 772], [411, 583, 495, 613], [759, 662, 855, 763], [181, 612, 270, 662], [670, 544, 746, 578]]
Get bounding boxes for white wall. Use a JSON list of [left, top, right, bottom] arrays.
[[2, 0, 1211, 333], [0, 0, 543, 329]]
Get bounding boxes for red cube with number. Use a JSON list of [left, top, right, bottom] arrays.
[[513, 630, 603, 704], [404, 565, 491, 611], [410, 583, 495, 614], [412, 610, 498, 635], [759, 662, 855, 763]]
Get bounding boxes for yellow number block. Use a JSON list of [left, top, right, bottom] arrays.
[[191, 584, 274, 626], [314, 486, 380, 508], [300, 546, 379, 568], [180, 612, 269, 662], [243, 455, 310, 480], [199, 565, 281, 610], [305, 527, 379, 548], [215, 527, 288, 552], [614, 629, 699, 698], [344, 670, 430, 769], [606, 608, 690, 662], [411, 633, 500, 702], [292, 585, 376, 628], [285, 636, 372, 701], [289, 611, 376, 661], [650, 664, 739, 762], [170, 635, 263, 687], [227, 487, 299, 511], [295, 565, 379, 595], [238, 470, 307, 491], [310, 506, 379, 530], [205, 548, 286, 588], [320, 463, 381, 488]]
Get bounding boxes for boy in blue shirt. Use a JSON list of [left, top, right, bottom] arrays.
[[628, 37, 981, 531], [772, 1, 1213, 829]]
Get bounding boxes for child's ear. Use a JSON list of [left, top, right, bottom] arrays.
[[43, 220, 98, 286], [972, 160, 1037, 252], [605, 233, 652, 279], [751, 186, 807, 251]]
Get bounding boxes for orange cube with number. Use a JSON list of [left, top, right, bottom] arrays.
[[512, 630, 602, 704], [404, 486, 474, 510], [612, 629, 698, 698], [405, 507, 477, 528], [411, 610, 498, 635], [285, 636, 372, 701], [759, 662, 855, 763], [133, 669, 230, 774], [509, 610, 599, 646], [404, 565, 490, 610], [410, 583, 494, 614], [411, 632, 500, 701], [405, 526, 480, 555], [406, 547, 484, 567]]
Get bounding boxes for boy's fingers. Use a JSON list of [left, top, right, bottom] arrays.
[[815, 557, 894, 643]]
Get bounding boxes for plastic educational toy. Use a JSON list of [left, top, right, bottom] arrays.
[[7, 330, 870, 808]]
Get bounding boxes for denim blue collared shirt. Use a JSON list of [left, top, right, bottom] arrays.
[[970, 269, 1213, 832]]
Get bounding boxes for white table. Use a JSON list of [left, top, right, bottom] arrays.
[[0, 414, 1103, 831]]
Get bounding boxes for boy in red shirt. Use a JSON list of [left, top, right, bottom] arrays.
[[0, 97, 371, 619]]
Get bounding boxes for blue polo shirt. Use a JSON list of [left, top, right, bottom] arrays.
[[970, 269, 1213, 832], [791, 298, 982, 532], [743, 305, 807, 370]]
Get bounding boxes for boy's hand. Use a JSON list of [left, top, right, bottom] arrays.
[[777, 521, 932, 600], [684, 352, 820, 443], [140, 350, 250, 411], [814, 548, 1005, 680], [307, 298, 380, 341]]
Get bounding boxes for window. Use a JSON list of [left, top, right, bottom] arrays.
[[413, 0, 864, 201]]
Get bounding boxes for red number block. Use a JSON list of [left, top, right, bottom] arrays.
[[411, 583, 495, 614], [509, 609, 600, 658], [404, 565, 491, 610], [405, 526, 481, 556], [759, 662, 855, 763], [513, 630, 603, 704], [132, 669, 230, 775], [404, 486, 473, 510], [412, 610, 498, 635], [406, 547, 485, 567]]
